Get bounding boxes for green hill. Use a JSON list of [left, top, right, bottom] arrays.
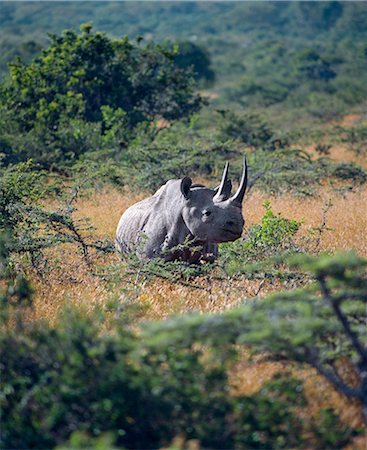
[[1, 2, 367, 118]]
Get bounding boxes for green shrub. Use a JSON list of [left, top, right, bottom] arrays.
[[144, 252, 366, 427], [0, 160, 46, 229], [219, 111, 289, 151], [114, 120, 236, 191], [1, 295, 356, 449], [221, 202, 301, 259], [0, 300, 308, 449], [332, 162, 367, 183], [0, 161, 113, 270], [338, 125, 367, 156], [292, 48, 336, 83], [245, 201, 301, 255], [220, 202, 301, 277], [173, 41, 215, 85], [0, 24, 202, 168], [249, 148, 367, 195]]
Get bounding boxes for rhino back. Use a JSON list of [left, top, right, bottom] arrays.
[[115, 195, 168, 256]]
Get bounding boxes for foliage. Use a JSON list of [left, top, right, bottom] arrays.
[[0, 24, 202, 168], [146, 252, 367, 424], [331, 162, 367, 184], [220, 202, 301, 277], [110, 119, 235, 191], [0, 308, 308, 450], [315, 143, 332, 156], [1, 3, 367, 123], [242, 201, 301, 257], [173, 41, 215, 85], [117, 243, 213, 286], [338, 124, 367, 156], [83, 115, 367, 195], [219, 111, 289, 151], [293, 48, 336, 82], [0, 160, 46, 229], [0, 161, 113, 271], [1, 255, 360, 449], [249, 148, 367, 196], [0, 231, 34, 327]]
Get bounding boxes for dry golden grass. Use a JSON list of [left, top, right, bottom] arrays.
[[231, 356, 364, 429], [75, 180, 367, 252], [306, 143, 367, 169], [339, 113, 365, 128], [29, 182, 367, 331], [22, 175, 367, 435], [245, 184, 367, 256]]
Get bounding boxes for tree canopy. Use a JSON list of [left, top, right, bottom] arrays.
[[0, 24, 202, 168]]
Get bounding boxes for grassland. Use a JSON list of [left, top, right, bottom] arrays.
[[30, 162, 367, 322], [2, 4, 367, 446], [19, 142, 365, 445]]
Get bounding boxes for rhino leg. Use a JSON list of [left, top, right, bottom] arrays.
[[183, 243, 219, 264], [199, 242, 217, 263]]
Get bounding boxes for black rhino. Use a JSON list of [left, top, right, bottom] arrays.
[[116, 159, 248, 262]]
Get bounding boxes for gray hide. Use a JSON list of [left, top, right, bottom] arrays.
[[115, 159, 248, 262]]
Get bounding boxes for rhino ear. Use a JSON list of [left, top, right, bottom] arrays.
[[180, 176, 192, 199]]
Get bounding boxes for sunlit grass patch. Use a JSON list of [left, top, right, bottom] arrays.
[[17, 181, 366, 435], [26, 184, 367, 326]]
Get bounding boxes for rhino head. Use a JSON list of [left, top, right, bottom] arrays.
[[179, 159, 247, 244]]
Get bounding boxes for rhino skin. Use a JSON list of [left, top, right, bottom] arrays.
[[116, 159, 248, 262]]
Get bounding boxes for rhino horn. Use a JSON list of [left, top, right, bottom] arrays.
[[230, 157, 248, 206], [213, 162, 232, 202]]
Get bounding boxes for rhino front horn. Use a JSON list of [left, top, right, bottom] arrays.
[[230, 157, 248, 205], [213, 162, 232, 202]]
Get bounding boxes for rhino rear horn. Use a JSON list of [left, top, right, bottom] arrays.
[[213, 162, 232, 202], [230, 157, 248, 206]]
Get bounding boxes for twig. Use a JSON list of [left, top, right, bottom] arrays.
[[319, 277, 367, 365], [313, 199, 333, 252], [254, 279, 265, 296], [305, 347, 362, 399]]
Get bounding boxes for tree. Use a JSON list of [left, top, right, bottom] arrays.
[[146, 252, 367, 423], [173, 41, 215, 85], [0, 24, 202, 168], [293, 48, 336, 82]]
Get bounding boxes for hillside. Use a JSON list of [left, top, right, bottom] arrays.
[[1, 1, 367, 121]]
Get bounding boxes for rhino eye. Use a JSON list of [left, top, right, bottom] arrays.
[[203, 210, 212, 217]]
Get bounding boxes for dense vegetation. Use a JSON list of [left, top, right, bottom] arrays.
[[1, 2, 367, 121], [0, 24, 202, 169], [1, 2, 367, 449], [1, 158, 366, 448], [2, 202, 366, 448]]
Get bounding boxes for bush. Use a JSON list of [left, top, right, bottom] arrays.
[[219, 111, 289, 151], [146, 252, 366, 443], [338, 125, 367, 156], [220, 202, 301, 277], [332, 162, 367, 183], [1, 286, 357, 449], [249, 148, 367, 195], [0, 24, 202, 168], [144, 252, 367, 426], [114, 120, 236, 191], [293, 48, 336, 83], [0, 161, 113, 270], [173, 41, 215, 85]]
